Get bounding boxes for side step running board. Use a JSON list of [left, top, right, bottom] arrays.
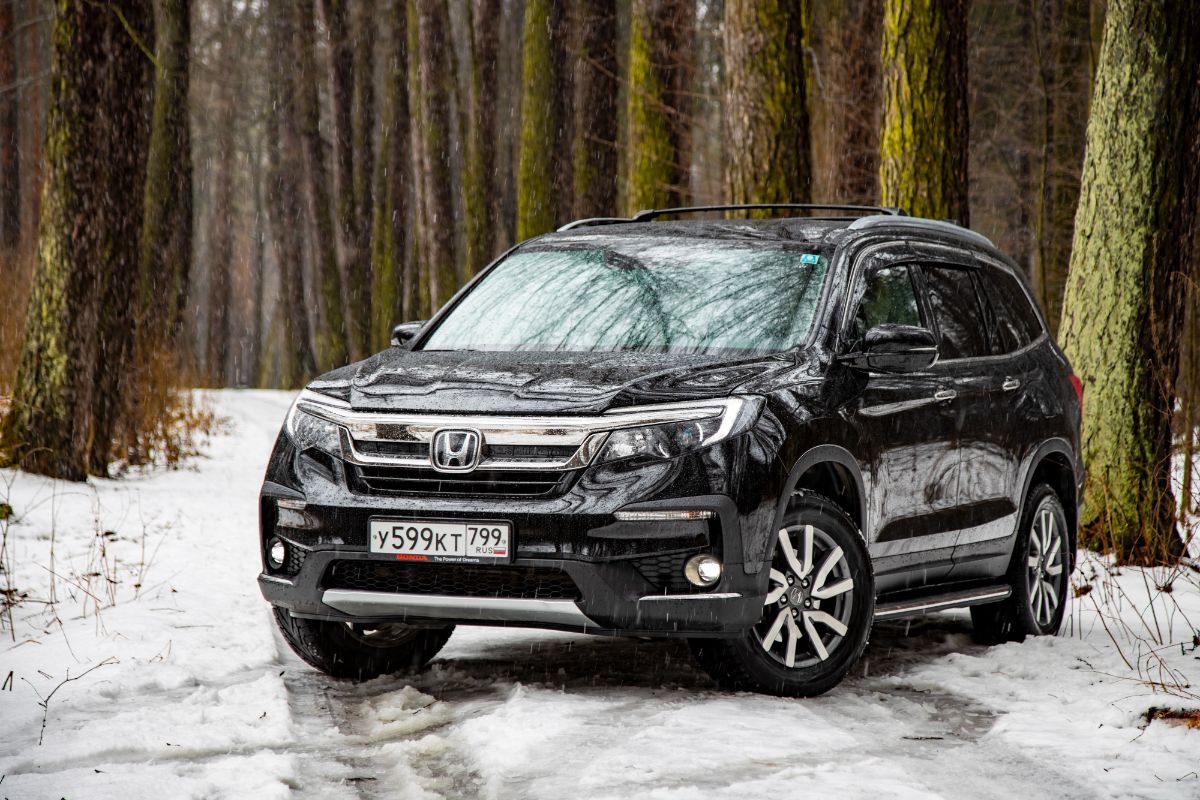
[[874, 585, 1011, 620]]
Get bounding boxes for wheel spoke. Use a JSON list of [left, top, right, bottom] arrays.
[[761, 608, 788, 651], [1042, 579, 1059, 617], [765, 569, 787, 604], [778, 528, 807, 578], [813, 577, 853, 600], [1027, 555, 1040, 569], [784, 613, 802, 667], [802, 611, 830, 661], [805, 609, 849, 637], [1045, 561, 1063, 577], [812, 545, 844, 593], [800, 524, 814, 577], [1046, 531, 1062, 564], [1029, 576, 1043, 610]]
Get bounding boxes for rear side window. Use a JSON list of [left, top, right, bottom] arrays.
[[979, 266, 1044, 352], [921, 265, 989, 360], [850, 264, 922, 344]]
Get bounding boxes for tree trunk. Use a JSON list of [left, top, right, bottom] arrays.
[[0, 0, 18, 250], [207, 60, 236, 387], [1, 0, 153, 479], [824, 0, 883, 204], [371, 0, 411, 348], [472, 0, 502, 260], [1058, 0, 1200, 561], [266, 0, 316, 388], [18, 0, 45, 256], [878, 0, 969, 224], [414, 0, 456, 312], [517, 0, 571, 239], [1030, 0, 1090, 335], [292, 0, 348, 370], [723, 0, 811, 207], [571, 0, 618, 219], [138, 0, 191, 348], [351, 0, 375, 354], [405, 0, 423, 319], [626, 0, 694, 213]]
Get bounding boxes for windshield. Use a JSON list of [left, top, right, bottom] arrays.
[[419, 237, 831, 355]]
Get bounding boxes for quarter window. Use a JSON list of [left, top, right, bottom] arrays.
[[979, 266, 1044, 353], [921, 265, 990, 360]]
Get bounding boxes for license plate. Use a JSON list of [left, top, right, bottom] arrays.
[[368, 519, 512, 563]]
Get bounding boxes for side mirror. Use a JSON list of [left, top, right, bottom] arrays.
[[841, 324, 938, 373], [390, 321, 426, 349]]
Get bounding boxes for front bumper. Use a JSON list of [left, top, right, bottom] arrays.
[[257, 429, 781, 636]]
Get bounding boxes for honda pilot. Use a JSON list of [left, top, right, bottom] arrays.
[[258, 204, 1083, 696]]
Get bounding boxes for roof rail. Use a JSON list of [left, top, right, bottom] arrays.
[[556, 216, 636, 232], [631, 203, 906, 222], [846, 215, 995, 249], [556, 203, 905, 232]]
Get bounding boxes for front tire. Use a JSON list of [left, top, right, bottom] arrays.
[[273, 607, 454, 680], [689, 492, 874, 697], [971, 483, 1070, 644]]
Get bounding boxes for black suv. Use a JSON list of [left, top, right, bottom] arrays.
[[259, 204, 1083, 696]]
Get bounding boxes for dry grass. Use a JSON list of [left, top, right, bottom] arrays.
[[1144, 707, 1200, 729]]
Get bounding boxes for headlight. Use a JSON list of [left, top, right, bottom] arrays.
[[597, 396, 762, 464], [284, 389, 346, 457]]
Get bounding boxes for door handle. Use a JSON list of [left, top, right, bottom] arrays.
[[1002, 377, 1021, 392], [933, 389, 957, 402]]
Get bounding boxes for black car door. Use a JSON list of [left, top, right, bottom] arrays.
[[842, 246, 960, 591], [915, 253, 1017, 568], [950, 257, 1049, 578]]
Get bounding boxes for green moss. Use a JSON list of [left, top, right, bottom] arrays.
[[517, 0, 563, 239], [626, 3, 679, 213]]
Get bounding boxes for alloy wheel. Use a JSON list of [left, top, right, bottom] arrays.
[[1026, 500, 1065, 628], [756, 524, 856, 668]]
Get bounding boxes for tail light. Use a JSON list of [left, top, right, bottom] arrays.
[[1069, 374, 1084, 408]]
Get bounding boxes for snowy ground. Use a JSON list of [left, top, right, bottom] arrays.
[[1, 390, 1198, 799]]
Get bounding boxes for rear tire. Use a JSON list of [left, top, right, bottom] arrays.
[[971, 483, 1070, 644], [272, 607, 454, 680], [688, 491, 873, 697]]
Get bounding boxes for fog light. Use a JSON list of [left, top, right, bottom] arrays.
[[684, 554, 722, 588], [267, 537, 287, 569]]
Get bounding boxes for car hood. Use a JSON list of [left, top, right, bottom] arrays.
[[345, 349, 802, 414]]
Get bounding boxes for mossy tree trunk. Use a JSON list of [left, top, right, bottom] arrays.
[[405, 1, 426, 317], [517, 0, 571, 239], [292, 0, 347, 370], [1058, 0, 1200, 561], [370, 0, 411, 349], [138, 0, 191, 350], [265, 0, 316, 388], [415, 0, 457, 312], [1030, 0, 1091, 336], [723, 0, 811, 207], [571, 0, 618, 219], [626, 0, 694, 213], [1, 0, 153, 479], [878, 0, 969, 223]]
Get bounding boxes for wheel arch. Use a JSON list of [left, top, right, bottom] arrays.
[[1019, 439, 1079, 567], [773, 445, 867, 538]]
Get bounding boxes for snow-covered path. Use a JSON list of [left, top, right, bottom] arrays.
[[2, 391, 1198, 799]]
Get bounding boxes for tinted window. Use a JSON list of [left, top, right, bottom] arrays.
[[850, 264, 921, 344], [979, 266, 1044, 352], [420, 239, 830, 355], [922, 265, 990, 359]]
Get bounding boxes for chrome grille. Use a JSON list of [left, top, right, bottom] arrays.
[[352, 465, 567, 497]]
